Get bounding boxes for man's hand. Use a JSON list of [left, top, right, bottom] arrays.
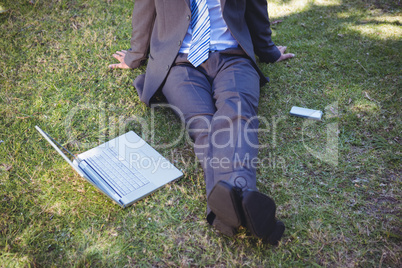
[[108, 50, 130, 69], [276, 46, 295, 62]]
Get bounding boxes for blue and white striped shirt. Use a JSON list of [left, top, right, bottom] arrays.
[[179, 0, 238, 54]]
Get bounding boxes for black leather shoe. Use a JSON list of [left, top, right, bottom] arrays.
[[242, 189, 285, 245], [207, 212, 237, 237], [265, 220, 285, 246], [208, 181, 285, 245], [208, 180, 243, 229]]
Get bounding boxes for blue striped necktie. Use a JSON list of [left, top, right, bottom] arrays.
[[188, 0, 211, 67]]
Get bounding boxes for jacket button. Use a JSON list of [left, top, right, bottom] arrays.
[[187, 15, 190, 20], [166, 65, 170, 71], [178, 40, 182, 46]]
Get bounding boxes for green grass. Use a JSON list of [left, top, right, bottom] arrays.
[[1, 0, 401, 266]]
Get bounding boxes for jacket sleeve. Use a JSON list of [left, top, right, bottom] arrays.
[[124, 0, 156, 69], [245, 0, 281, 63]]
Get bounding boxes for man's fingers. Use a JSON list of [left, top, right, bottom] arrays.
[[109, 63, 124, 69], [108, 62, 130, 69], [282, 53, 294, 60], [112, 53, 124, 62], [276, 53, 295, 62], [278, 46, 287, 53], [112, 51, 127, 61], [109, 63, 125, 69], [109, 50, 130, 69], [115, 51, 126, 57]]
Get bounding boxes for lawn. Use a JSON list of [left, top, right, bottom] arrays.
[[0, 0, 401, 267]]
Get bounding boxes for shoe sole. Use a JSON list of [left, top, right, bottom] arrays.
[[209, 181, 285, 245], [242, 190, 277, 238], [266, 220, 285, 246], [208, 181, 242, 228]]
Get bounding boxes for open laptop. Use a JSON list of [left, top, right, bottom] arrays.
[[35, 126, 183, 208]]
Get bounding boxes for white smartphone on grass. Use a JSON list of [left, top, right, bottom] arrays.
[[290, 106, 323, 120]]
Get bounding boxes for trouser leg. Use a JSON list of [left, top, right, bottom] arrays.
[[206, 53, 260, 195], [161, 52, 260, 204], [161, 56, 216, 195]]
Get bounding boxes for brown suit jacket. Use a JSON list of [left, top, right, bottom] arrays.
[[124, 0, 281, 106]]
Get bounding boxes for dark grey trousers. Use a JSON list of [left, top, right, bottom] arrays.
[[162, 50, 261, 209]]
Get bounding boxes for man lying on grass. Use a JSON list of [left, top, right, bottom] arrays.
[[109, 0, 294, 245]]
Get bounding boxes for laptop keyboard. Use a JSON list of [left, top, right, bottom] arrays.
[[85, 148, 150, 196]]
